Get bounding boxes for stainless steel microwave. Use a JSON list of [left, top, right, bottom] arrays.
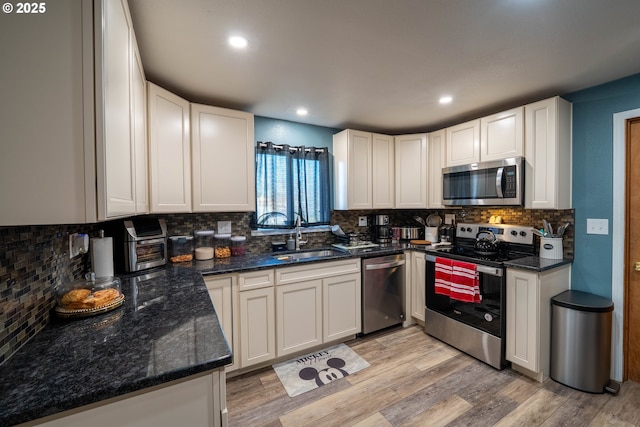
[[442, 157, 524, 206]]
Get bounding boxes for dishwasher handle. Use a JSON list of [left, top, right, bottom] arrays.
[[365, 259, 406, 270]]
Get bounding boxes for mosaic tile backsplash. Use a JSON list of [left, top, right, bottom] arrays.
[[0, 207, 574, 363]]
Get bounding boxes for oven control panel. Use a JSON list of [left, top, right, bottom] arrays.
[[457, 223, 533, 245]]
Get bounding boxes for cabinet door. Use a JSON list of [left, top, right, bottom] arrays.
[[323, 273, 361, 341], [131, 44, 148, 215], [239, 286, 275, 368], [191, 104, 255, 212], [346, 130, 373, 209], [427, 129, 446, 209], [480, 107, 524, 161], [395, 133, 428, 209], [411, 251, 426, 322], [96, 0, 136, 219], [372, 133, 395, 209], [36, 371, 225, 427], [148, 82, 191, 213], [276, 280, 323, 357], [506, 269, 539, 372], [0, 0, 93, 225], [205, 275, 238, 372], [446, 119, 480, 166], [524, 97, 572, 209]]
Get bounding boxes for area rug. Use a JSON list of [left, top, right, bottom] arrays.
[[273, 343, 370, 397]]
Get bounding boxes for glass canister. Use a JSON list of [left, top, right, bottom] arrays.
[[168, 235, 194, 262], [231, 236, 247, 256], [194, 230, 215, 260], [214, 234, 232, 258]]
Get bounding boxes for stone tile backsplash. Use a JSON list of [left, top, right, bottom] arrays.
[[0, 206, 574, 363]]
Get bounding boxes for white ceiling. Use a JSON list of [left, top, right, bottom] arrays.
[[128, 0, 640, 134]]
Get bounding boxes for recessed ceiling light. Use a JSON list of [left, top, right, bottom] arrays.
[[296, 107, 308, 116], [439, 96, 453, 104], [228, 36, 248, 49]]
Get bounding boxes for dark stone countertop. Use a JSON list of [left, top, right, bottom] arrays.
[[0, 242, 567, 426], [0, 267, 232, 427], [503, 256, 573, 272]]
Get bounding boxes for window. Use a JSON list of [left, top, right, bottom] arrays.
[[255, 141, 330, 228]]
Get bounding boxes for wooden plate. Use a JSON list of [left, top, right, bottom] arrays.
[[409, 240, 432, 245]]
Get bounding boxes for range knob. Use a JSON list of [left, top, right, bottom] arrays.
[[466, 227, 473, 232], [511, 230, 518, 236], [520, 231, 527, 237]]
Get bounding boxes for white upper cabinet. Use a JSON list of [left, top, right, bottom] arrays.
[[0, 0, 146, 225], [372, 133, 395, 209], [524, 96, 572, 209], [427, 129, 446, 209], [445, 107, 524, 167], [95, 0, 136, 219], [445, 119, 480, 166], [395, 133, 428, 209], [147, 83, 192, 213], [131, 43, 149, 215], [191, 104, 255, 212], [334, 129, 394, 210], [480, 106, 524, 162]]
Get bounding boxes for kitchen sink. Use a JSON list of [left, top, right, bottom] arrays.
[[272, 249, 346, 262]]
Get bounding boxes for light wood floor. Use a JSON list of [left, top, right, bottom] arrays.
[[227, 325, 640, 426]]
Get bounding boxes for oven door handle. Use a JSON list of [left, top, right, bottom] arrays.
[[365, 260, 406, 270], [136, 237, 166, 246], [425, 254, 503, 277]]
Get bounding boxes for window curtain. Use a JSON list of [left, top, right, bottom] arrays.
[[255, 141, 330, 228]]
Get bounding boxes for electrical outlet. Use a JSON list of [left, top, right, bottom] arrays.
[[217, 221, 232, 234], [586, 218, 609, 235], [358, 216, 368, 227]]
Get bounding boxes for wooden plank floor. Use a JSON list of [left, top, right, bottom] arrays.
[[226, 325, 640, 426]]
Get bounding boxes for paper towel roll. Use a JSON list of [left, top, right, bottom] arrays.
[[91, 236, 114, 278]]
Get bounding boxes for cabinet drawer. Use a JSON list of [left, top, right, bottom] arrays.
[[276, 258, 361, 285], [238, 269, 274, 291]]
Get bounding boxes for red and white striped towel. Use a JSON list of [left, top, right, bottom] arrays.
[[434, 257, 481, 303]]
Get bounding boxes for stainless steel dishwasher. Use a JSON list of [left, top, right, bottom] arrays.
[[362, 253, 406, 334]]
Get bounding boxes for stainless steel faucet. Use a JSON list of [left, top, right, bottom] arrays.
[[295, 214, 307, 250]]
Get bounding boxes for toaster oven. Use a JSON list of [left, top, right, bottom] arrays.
[[122, 218, 168, 272]]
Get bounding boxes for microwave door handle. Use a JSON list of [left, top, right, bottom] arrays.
[[495, 167, 504, 198]]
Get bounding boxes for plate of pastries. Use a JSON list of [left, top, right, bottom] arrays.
[[55, 276, 124, 318]]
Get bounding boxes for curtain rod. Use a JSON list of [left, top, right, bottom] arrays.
[[257, 141, 327, 153]]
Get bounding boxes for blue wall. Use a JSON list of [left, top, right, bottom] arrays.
[[254, 116, 339, 150], [565, 73, 640, 298]]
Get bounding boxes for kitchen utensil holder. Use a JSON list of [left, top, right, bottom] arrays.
[[540, 237, 563, 259]]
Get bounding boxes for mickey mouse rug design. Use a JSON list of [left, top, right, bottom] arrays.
[[273, 343, 370, 397]]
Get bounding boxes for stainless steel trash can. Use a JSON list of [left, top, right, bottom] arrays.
[[550, 290, 614, 393]]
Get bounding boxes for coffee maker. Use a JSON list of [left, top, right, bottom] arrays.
[[439, 223, 456, 243], [374, 215, 391, 244]]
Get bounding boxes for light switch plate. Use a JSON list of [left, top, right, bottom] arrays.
[[586, 218, 609, 235], [217, 221, 232, 234], [358, 216, 368, 227]]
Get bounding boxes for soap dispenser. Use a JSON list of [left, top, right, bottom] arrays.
[[286, 234, 295, 250]]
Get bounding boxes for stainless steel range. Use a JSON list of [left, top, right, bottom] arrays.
[[424, 223, 534, 369]]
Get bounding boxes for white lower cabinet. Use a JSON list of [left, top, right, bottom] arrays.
[[238, 270, 276, 368], [205, 274, 239, 372], [275, 258, 361, 357], [506, 265, 570, 382], [323, 272, 361, 342], [33, 371, 227, 427], [276, 279, 323, 357], [410, 251, 426, 323]]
